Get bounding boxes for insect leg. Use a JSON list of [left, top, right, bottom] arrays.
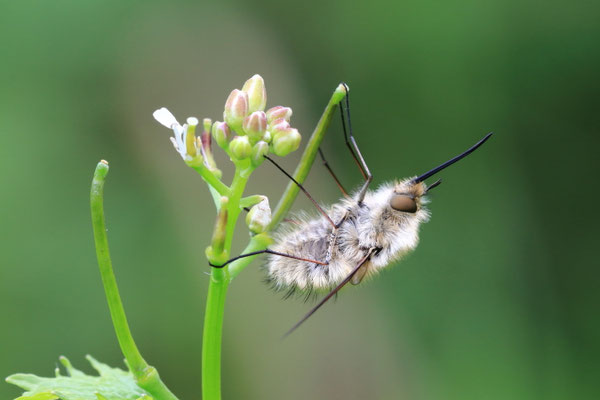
[[339, 83, 372, 204], [283, 247, 377, 337], [317, 148, 349, 197], [264, 155, 336, 228], [209, 249, 327, 269]]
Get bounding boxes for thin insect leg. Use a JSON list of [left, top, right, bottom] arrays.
[[209, 249, 328, 269], [322, 211, 350, 266], [283, 247, 377, 338], [339, 85, 367, 181], [339, 83, 373, 204], [317, 147, 349, 197], [264, 155, 336, 228]]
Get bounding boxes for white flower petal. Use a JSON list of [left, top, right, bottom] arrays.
[[153, 107, 179, 128], [169, 137, 179, 150], [172, 124, 185, 147]]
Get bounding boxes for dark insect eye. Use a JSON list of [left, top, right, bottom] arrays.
[[390, 195, 417, 213]]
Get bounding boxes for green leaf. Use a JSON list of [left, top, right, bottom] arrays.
[[6, 356, 153, 400]]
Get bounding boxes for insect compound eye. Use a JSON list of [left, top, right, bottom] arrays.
[[390, 194, 418, 213]]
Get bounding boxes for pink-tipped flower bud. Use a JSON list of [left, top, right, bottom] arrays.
[[271, 128, 301, 157], [243, 111, 267, 143], [251, 141, 270, 167], [242, 74, 267, 113], [229, 135, 252, 160], [245, 196, 271, 234], [203, 118, 212, 134], [269, 118, 290, 132], [266, 106, 292, 124], [211, 121, 231, 149], [223, 89, 248, 133]]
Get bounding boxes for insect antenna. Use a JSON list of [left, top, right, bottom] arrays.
[[339, 83, 373, 204], [264, 155, 336, 228], [283, 248, 377, 338], [414, 132, 494, 183], [425, 179, 442, 193]]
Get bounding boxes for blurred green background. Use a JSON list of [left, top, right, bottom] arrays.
[[1, 1, 598, 399]]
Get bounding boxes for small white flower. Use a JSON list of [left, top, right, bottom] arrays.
[[153, 107, 201, 164]]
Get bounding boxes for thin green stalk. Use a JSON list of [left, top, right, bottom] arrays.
[[269, 83, 347, 229], [224, 160, 252, 252], [192, 164, 230, 196], [201, 275, 227, 400], [202, 160, 252, 400], [90, 160, 178, 400]]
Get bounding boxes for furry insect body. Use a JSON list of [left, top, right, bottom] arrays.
[[266, 178, 430, 293]]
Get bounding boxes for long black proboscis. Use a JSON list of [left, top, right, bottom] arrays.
[[413, 132, 494, 183]]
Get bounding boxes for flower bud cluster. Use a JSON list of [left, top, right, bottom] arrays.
[[153, 74, 301, 169], [217, 74, 302, 163]]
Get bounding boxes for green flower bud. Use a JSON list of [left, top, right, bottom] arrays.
[[251, 141, 269, 167], [243, 111, 267, 143], [266, 106, 292, 124], [245, 196, 271, 234], [223, 89, 248, 132], [211, 121, 231, 149], [229, 135, 252, 160], [271, 128, 301, 157], [242, 74, 267, 113]]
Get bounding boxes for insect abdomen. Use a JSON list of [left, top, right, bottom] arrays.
[[265, 216, 356, 293]]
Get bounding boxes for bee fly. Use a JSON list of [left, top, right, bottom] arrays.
[[211, 84, 493, 336]]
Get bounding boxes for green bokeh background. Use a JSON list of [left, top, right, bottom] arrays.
[[1, 1, 598, 399]]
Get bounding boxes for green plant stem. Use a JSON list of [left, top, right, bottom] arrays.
[[192, 164, 230, 196], [90, 160, 178, 400], [202, 159, 252, 400], [201, 274, 227, 400], [224, 160, 252, 252], [269, 83, 347, 229]]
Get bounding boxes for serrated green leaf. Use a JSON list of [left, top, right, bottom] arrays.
[[6, 356, 153, 400], [15, 391, 59, 400]]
